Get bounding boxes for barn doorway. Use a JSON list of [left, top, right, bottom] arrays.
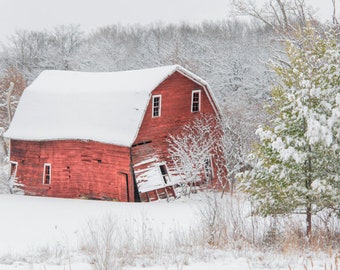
[[119, 172, 129, 202]]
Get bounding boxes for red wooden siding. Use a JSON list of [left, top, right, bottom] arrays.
[[10, 139, 135, 202], [8, 69, 225, 202], [134, 71, 218, 145], [132, 71, 224, 196]]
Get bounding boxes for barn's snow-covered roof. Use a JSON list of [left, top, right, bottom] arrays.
[[5, 65, 213, 146]]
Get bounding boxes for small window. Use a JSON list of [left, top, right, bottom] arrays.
[[152, 95, 161, 117], [43, 163, 51, 185], [204, 157, 213, 181], [191, 90, 201, 112], [10, 161, 18, 178], [159, 164, 170, 184]]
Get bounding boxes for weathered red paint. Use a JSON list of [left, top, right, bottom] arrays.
[[10, 140, 134, 201], [132, 71, 223, 201], [9, 70, 224, 202]]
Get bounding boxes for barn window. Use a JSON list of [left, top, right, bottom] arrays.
[[204, 157, 214, 182], [159, 164, 170, 184], [43, 163, 51, 185], [191, 90, 201, 112], [152, 95, 161, 117], [10, 161, 18, 178]]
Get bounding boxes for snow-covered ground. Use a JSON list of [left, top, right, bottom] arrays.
[[0, 193, 337, 270]]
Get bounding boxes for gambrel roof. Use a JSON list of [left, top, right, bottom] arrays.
[[5, 65, 218, 146]]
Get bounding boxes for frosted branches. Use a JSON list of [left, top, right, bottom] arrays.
[[167, 112, 250, 196], [167, 114, 221, 195]]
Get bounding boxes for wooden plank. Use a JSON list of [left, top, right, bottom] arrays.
[[10, 140, 135, 202]]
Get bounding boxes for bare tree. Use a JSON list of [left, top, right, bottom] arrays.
[[232, 0, 316, 34], [167, 114, 222, 196], [50, 24, 85, 70], [0, 67, 26, 127], [0, 81, 13, 185], [0, 82, 22, 194], [0, 68, 26, 193], [216, 116, 248, 196], [1, 30, 52, 81], [332, 0, 339, 24], [213, 103, 269, 196], [0, 82, 14, 158], [167, 107, 268, 197]]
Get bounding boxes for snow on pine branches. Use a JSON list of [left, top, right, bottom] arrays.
[[239, 26, 340, 238]]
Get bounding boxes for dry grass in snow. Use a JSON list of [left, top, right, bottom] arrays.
[[0, 192, 338, 270]]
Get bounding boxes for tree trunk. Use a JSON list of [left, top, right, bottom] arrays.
[[306, 144, 312, 243], [0, 82, 15, 159], [306, 203, 312, 242], [332, 0, 338, 24]]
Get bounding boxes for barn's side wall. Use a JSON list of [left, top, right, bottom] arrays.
[[132, 71, 223, 200], [10, 139, 135, 202]]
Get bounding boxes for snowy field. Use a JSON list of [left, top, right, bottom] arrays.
[[0, 193, 337, 270]]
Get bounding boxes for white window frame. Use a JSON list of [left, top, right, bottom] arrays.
[[191, 90, 201, 112], [152, 95, 162, 118], [43, 163, 52, 185]]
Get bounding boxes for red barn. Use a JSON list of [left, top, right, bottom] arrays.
[[5, 65, 223, 202]]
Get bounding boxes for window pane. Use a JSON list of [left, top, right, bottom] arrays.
[[160, 165, 167, 175], [152, 96, 161, 117], [192, 91, 200, 112], [153, 107, 159, 116], [44, 164, 51, 185], [159, 165, 170, 184]]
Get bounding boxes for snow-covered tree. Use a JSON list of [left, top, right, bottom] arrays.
[[1, 30, 52, 82], [0, 67, 26, 128], [0, 79, 23, 194], [167, 114, 223, 196], [1, 26, 85, 82], [240, 27, 340, 239], [232, 0, 317, 33], [49, 25, 85, 70]]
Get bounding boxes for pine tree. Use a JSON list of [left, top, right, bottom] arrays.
[[240, 27, 340, 239]]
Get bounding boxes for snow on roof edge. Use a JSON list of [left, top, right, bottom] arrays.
[[127, 66, 184, 146], [6, 135, 133, 147], [175, 66, 222, 117]]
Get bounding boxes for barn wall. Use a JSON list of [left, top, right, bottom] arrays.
[[134, 71, 218, 145], [10, 139, 135, 202], [132, 71, 223, 198]]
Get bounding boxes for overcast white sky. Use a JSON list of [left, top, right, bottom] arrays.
[[0, 0, 338, 43]]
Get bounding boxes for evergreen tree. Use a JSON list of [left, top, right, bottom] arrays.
[[240, 27, 340, 239]]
